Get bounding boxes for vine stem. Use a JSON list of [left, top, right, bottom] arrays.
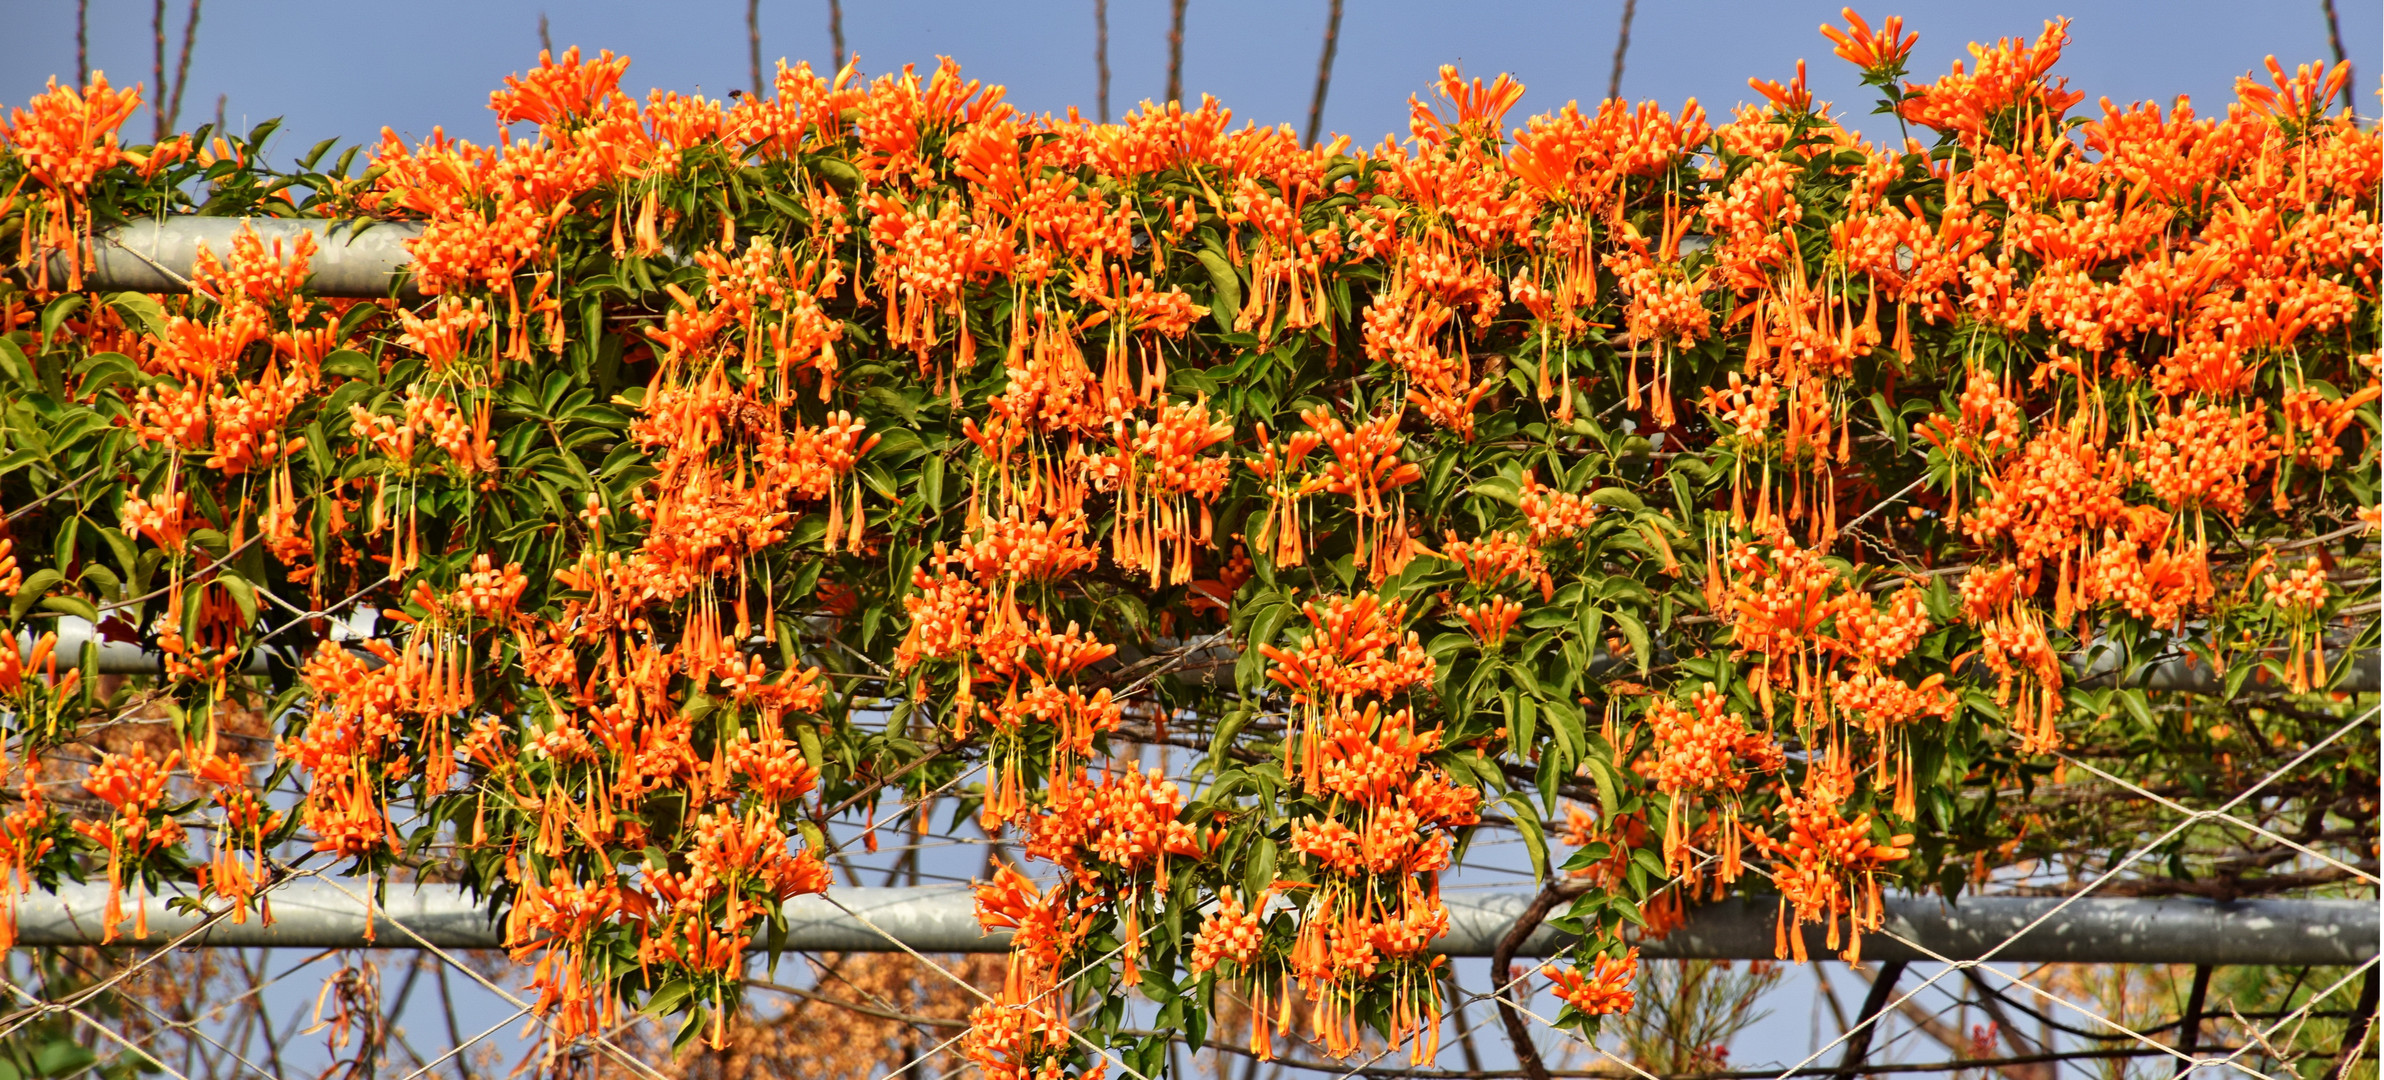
[[1491, 876, 1593, 1080]]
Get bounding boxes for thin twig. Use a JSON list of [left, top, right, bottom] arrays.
[[57, 531, 264, 621], [1188, 1044, 2288, 1080], [827, 0, 846, 69], [3, 464, 102, 523], [1840, 472, 1931, 535], [1304, 0, 1345, 147], [1607, 0, 1637, 101], [1166, 0, 1189, 103], [2174, 963, 2211, 1080], [2321, 0, 2353, 116], [747, 977, 968, 1028], [436, 958, 480, 1080], [2328, 965, 2379, 1080], [1837, 960, 1909, 1074], [1094, 0, 1111, 123], [748, 0, 765, 96], [1491, 877, 1592, 1080], [166, 0, 202, 135], [151, 0, 168, 141], [0, 861, 322, 1043]]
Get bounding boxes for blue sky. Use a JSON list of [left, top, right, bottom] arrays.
[[3, 1, 2375, 163]]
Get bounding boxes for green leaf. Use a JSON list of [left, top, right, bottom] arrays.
[[863, 384, 923, 426], [1248, 595, 1294, 652], [1208, 707, 1253, 762], [215, 573, 260, 628], [37, 295, 85, 351], [1577, 595, 1607, 643], [1470, 476, 1521, 506], [1509, 687, 1537, 751], [38, 596, 99, 626], [1611, 609, 1651, 673], [0, 338, 33, 387], [1243, 836, 1278, 898], [1500, 793, 1550, 880], [1587, 487, 1644, 512], [76, 562, 121, 598], [322, 349, 378, 381], [869, 426, 925, 461], [2222, 659, 2254, 701], [672, 1006, 710, 1053], [1585, 753, 1623, 820], [810, 156, 863, 193], [10, 570, 63, 622], [1194, 248, 1242, 331], [2117, 687, 2153, 730], [106, 292, 171, 341], [30, 1041, 94, 1079]]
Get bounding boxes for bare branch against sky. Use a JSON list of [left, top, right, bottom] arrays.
[[149, 0, 202, 139], [151, 0, 166, 138], [1306, 0, 1344, 146], [75, 0, 88, 87], [1094, 0, 1111, 122], [2321, 0, 2353, 113], [1166, 0, 1188, 104], [749, 0, 764, 95], [1609, 0, 1638, 101], [168, 0, 200, 133], [828, 0, 846, 70]]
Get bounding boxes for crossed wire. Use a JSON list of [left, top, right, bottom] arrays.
[[1433, 702, 2380, 1080], [1747, 702, 2379, 1080], [6, 698, 2370, 1079], [0, 841, 666, 1080]]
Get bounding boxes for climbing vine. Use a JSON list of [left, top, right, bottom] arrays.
[[0, 10, 2375, 1073]]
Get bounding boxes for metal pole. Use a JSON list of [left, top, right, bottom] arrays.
[[10, 881, 2376, 965], [48, 217, 422, 297], [28, 621, 2379, 694]]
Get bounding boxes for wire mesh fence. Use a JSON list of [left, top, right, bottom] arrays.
[[2, 698, 2372, 1080]]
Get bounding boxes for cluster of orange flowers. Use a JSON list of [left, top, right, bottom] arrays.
[[1246, 405, 1432, 581], [0, 5, 2373, 1063], [1542, 948, 1640, 1017], [1257, 595, 1476, 1061]]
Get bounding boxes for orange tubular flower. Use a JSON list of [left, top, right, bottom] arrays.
[[2, 73, 145, 289], [1, 73, 142, 197], [1543, 949, 1639, 1016], [1897, 18, 2086, 144], [489, 47, 633, 127], [2235, 56, 2352, 128], [1749, 60, 1816, 115], [1821, 10, 1918, 78], [1190, 893, 1265, 972], [1456, 595, 1524, 648]]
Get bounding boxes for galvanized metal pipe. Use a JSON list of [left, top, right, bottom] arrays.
[[30, 624, 2378, 693], [11, 881, 2374, 965], [50, 217, 422, 297]]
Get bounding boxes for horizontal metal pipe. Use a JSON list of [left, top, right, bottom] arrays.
[[51, 217, 421, 297], [12, 881, 2373, 965], [1455, 892, 2382, 965], [32, 623, 2376, 694]]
